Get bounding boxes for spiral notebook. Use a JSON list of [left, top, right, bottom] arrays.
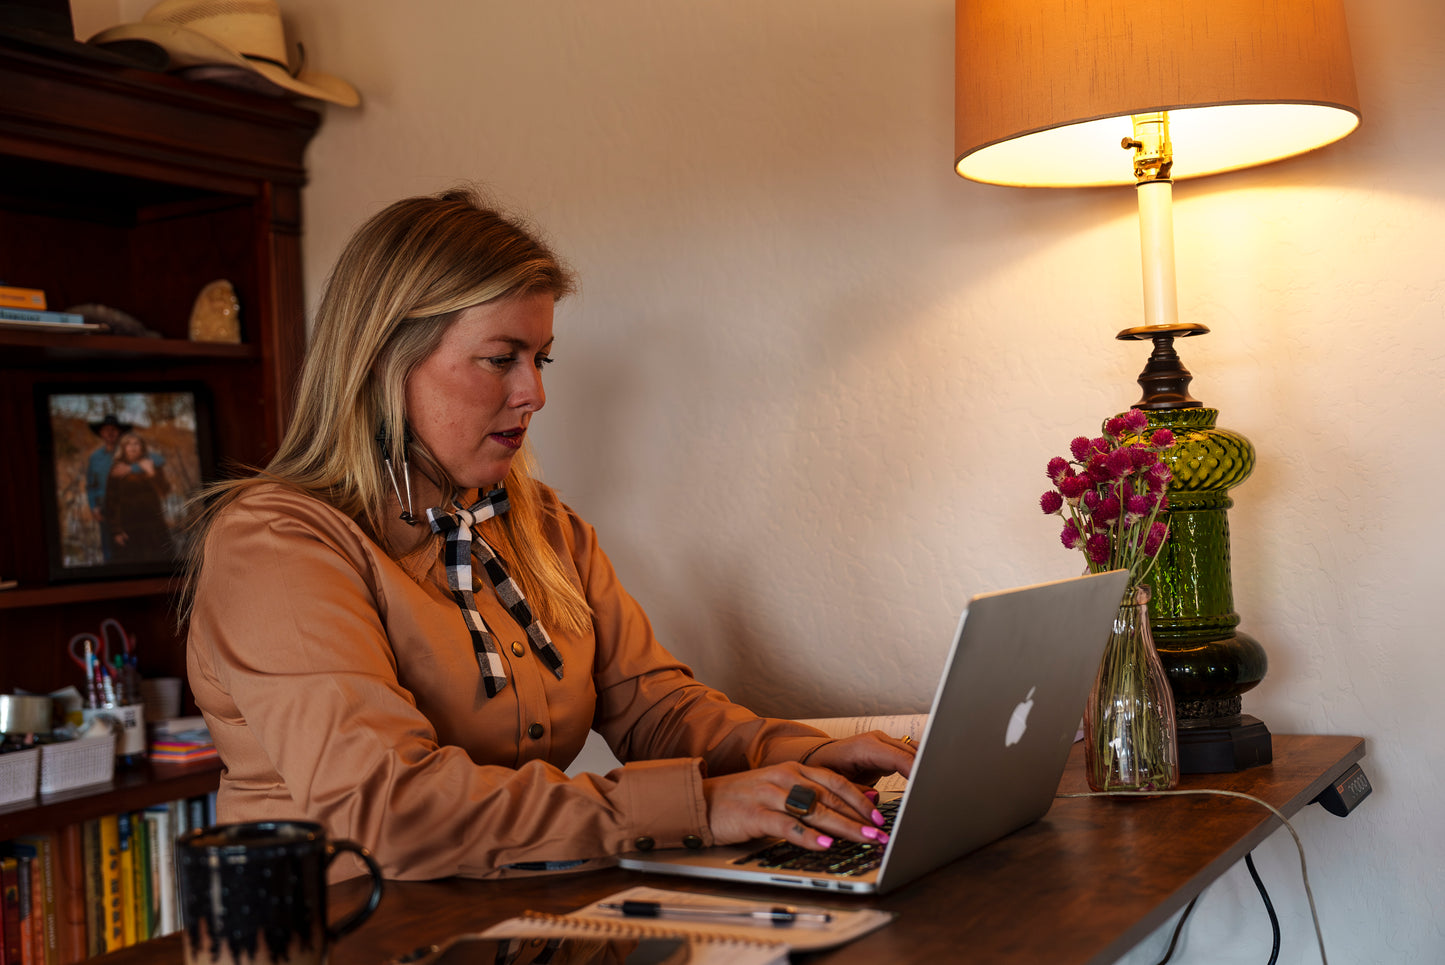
[[478, 885, 894, 961]]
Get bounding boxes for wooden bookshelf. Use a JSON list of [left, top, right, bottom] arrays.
[[0, 38, 319, 843]]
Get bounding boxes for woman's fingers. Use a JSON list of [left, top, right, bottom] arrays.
[[703, 763, 891, 851]]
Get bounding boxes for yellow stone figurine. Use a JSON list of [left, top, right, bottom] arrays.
[[189, 279, 241, 343]]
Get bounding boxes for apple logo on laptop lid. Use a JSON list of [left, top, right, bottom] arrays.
[[1005, 686, 1036, 746]]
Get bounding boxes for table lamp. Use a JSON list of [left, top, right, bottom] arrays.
[[953, 0, 1360, 772]]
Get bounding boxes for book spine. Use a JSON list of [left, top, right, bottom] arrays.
[[131, 815, 151, 944], [115, 815, 135, 949], [50, 827, 84, 965], [0, 308, 83, 325], [97, 815, 123, 954], [80, 822, 101, 959], [12, 839, 56, 965], [15, 854, 35, 965], [1, 855, 22, 965], [0, 286, 46, 309], [148, 807, 177, 937]]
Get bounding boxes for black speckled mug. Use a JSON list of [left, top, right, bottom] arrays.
[[177, 821, 383, 965]]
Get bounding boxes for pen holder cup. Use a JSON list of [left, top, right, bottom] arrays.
[[83, 703, 146, 757], [140, 677, 183, 721]]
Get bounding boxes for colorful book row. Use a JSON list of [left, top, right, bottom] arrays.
[[0, 793, 215, 965]]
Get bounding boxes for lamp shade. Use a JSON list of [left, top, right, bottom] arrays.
[[954, 0, 1361, 187]]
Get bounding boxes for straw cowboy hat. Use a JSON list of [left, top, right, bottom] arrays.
[[88, 0, 359, 107]]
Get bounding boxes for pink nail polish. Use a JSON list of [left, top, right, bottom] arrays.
[[860, 826, 881, 841], [871, 809, 886, 826], [875, 830, 890, 844], [864, 789, 880, 802], [816, 835, 834, 848]]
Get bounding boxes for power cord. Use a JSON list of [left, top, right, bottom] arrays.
[[1057, 789, 1327, 964], [1245, 852, 1281, 965]]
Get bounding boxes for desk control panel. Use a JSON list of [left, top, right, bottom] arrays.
[[1311, 763, 1372, 817]]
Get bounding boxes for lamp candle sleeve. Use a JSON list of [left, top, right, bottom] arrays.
[[1136, 179, 1180, 328]]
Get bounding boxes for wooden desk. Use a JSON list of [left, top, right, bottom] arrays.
[[96, 734, 1364, 965]]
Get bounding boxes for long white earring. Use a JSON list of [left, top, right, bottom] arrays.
[[376, 424, 417, 524]]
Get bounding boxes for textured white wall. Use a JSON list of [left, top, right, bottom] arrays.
[[92, 0, 1440, 959]]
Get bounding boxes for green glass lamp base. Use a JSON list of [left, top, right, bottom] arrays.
[[1177, 714, 1273, 773]]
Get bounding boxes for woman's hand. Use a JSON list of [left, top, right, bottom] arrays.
[[702, 761, 890, 851], [804, 730, 917, 785]]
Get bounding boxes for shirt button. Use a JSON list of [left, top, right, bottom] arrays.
[[511, 641, 525, 657], [527, 722, 544, 740], [634, 836, 655, 852], [682, 835, 704, 850]]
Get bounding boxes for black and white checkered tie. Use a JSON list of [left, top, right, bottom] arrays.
[[427, 488, 564, 697]]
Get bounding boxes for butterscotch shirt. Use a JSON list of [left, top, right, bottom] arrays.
[[187, 483, 831, 880]]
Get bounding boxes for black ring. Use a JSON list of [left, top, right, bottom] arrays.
[[784, 784, 817, 818]]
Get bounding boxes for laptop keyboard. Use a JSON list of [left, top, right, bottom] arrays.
[[733, 797, 900, 877]]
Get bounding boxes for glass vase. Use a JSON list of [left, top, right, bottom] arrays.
[[1083, 585, 1179, 792]]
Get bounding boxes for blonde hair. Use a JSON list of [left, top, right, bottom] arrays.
[[180, 187, 590, 633]]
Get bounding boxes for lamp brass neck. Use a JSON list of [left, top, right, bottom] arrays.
[[1123, 112, 1174, 183]]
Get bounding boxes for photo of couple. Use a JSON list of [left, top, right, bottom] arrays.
[[40, 387, 210, 579]]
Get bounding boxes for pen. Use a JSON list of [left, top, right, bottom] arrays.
[[599, 899, 832, 926]]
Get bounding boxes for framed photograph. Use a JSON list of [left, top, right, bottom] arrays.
[[36, 383, 215, 582]]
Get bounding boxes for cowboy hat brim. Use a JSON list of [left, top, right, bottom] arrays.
[[88, 20, 359, 107]]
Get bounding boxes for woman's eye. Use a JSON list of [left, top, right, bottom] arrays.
[[486, 355, 516, 368], [535, 355, 555, 369]]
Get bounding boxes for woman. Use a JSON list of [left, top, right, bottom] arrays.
[[182, 188, 914, 880], [105, 431, 172, 562]]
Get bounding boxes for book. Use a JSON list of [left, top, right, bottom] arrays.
[[142, 806, 177, 936], [11, 840, 53, 965], [97, 815, 124, 954], [115, 814, 136, 949], [12, 839, 55, 965], [0, 286, 45, 310], [52, 825, 86, 965], [80, 822, 102, 959], [0, 308, 84, 327], [1, 855, 22, 965], [480, 886, 894, 958]]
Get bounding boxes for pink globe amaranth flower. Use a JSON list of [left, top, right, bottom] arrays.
[[1126, 493, 1153, 519], [1040, 491, 1064, 514], [1129, 445, 1156, 469], [1060, 519, 1082, 549], [1144, 520, 1169, 556], [1070, 436, 1093, 461], [1058, 473, 1090, 500], [1123, 408, 1149, 433], [1047, 456, 1069, 483], [1150, 428, 1175, 448], [1104, 447, 1135, 479], [1085, 533, 1111, 564], [1104, 415, 1130, 438], [1081, 489, 1101, 512], [1093, 495, 1121, 523]]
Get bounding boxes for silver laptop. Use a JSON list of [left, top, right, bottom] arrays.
[[618, 569, 1130, 894]]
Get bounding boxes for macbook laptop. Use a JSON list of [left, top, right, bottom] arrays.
[[618, 569, 1130, 894]]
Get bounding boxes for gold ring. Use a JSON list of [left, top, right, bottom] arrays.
[[900, 735, 913, 746], [784, 784, 817, 818]]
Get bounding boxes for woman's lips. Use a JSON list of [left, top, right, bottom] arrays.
[[491, 428, 525, 450]]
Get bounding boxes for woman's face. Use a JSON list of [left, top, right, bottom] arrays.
[[121, 437, 143, 460], [405, 292, 555, 490]]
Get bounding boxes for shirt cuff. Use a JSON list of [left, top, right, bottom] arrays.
[[618, 757, 712, 852]]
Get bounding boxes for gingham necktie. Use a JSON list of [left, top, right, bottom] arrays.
[[427, 488, 564, 697]]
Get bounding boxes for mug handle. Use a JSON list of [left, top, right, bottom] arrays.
[[323, 839, 385, 940]]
